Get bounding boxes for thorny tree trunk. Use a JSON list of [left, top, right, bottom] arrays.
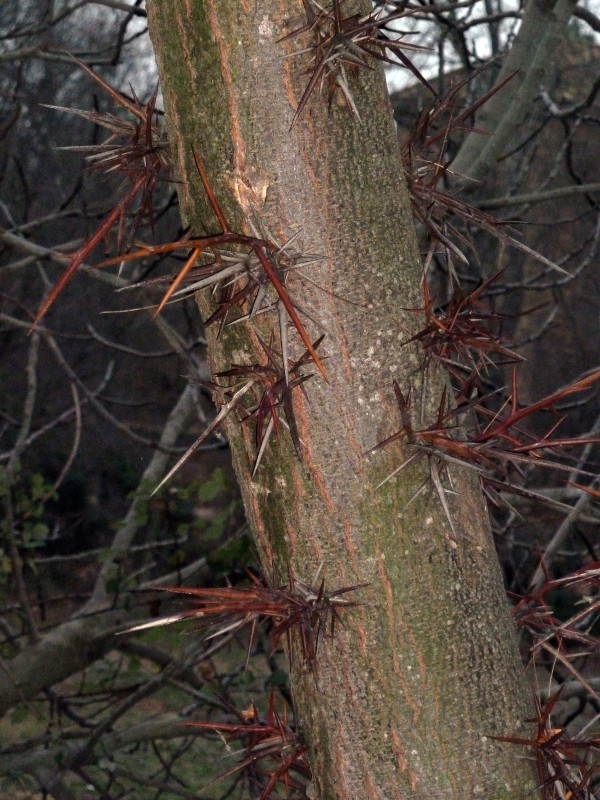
[[147, 1, 536, 798]]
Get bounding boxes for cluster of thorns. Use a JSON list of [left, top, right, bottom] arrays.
[[128, 567, 363, 798], [39, 80, 329, 486]]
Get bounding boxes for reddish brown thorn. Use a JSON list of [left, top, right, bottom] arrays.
[[152, 246, 203, 317], [191, 146, 230, 233], [252, 243, 328, 381], [73, 57, 147, 121], [32, 174, 146, 329]]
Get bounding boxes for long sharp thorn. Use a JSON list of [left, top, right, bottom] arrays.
[[151, 380, 255, 494], [375, 452, 419, 489], [253, 416, 275, 476], [73, 57, 146, 120], [430, 460, 458, 539], [32, 180, 144, 330], [279, 304, 290, 386], [253, 245, 328, 380], [192, 147, 230, 233], [121, 614, 189, 634], [153, 247, 203, 317]]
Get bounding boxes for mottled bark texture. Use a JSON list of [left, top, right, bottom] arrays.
[[146, 2, 536, 798]]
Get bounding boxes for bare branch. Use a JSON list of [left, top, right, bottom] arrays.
[[80, 382, 197, 612], [90, 0, 147, 16], [452, 0, 578, 186], [477, 181, 600, 210]]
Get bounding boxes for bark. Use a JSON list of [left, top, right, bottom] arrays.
[[146, 2, 536, 798]]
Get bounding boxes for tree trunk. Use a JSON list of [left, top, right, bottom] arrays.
[[146, 1, 536, 797]]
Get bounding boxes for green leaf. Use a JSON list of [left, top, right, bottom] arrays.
[[205, 508, 230, 542], [197, 468, 228, 503], [126, 655, 142, 675], [30, 522, 49, 543]]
